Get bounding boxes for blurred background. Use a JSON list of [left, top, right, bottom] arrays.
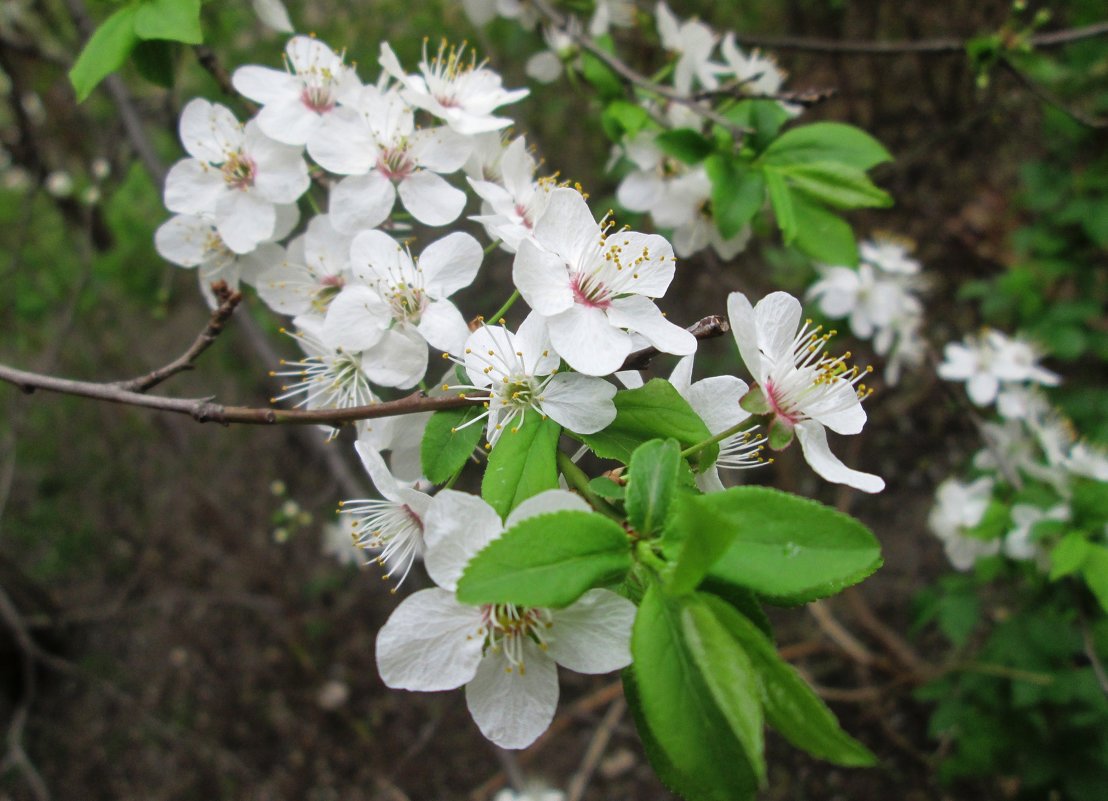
[[1, 0, 1106, 799]]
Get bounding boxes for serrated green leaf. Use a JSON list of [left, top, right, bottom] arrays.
[[134, 0, 203, 44], [704, 155, 765, 239], [482, 415, 561, 517], [420, 406, 484, 484], [766, 168, 797, 243], [697, 487, 883, 604], [761, 122, 892, 170], [791, 192, 859, 265], [667, 493, 742, 595], [630, 585, 760, 801], [576, 379, 716, 467], [69, 5, 140, 102], [456, 510, 631, 607], [681, 598, 766, 784], [701, 593, 876, 766], [780, 161, 893, 209], [655, 128, 714, 165], [626, 439, 681, 536]]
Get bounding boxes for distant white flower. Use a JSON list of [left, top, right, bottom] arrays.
[[310, 84, 471, 231], [340, 441, 432, 586], [928, 477, 999, 571], [494, 784, 566, 801], [469, 136, 556, 252], [44, 170, 73, 197], [807, 262, 920, 344], [717, 33, 798, 115], [728, 291, 884, 493], [655, 2, 722, 96], [616, 134, 712, 230], [670, 209, 751, 261], [1066, 442, 1108, 482], [320, 520, 362, 568], [380, 41, 529, 135], [251, 0, 294, 32], [1004, 503, 1068, 566], [860, 236, 921, 276], [232, 36, 360, 147], [526, 21, 579, 84], [164, 99, 309, 253], [513, 187, 696, 376], [589, 0, 635, 36], [155, 211, 291, 307], [451, 315, 617, 446], [322, 230, 483, 388], [375, 490, 636, 749], [938, 330, 1059, 409]]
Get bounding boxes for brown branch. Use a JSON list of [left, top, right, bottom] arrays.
[[620, 314, 730, 370], [999, 57, 1108, 129], [730, 21, 1108, 56], [194, 45, 260, 115], [113, 282, 243, 393], [528, 0, 749, 139], [1, 316, 730, 427], [565, 696, 626, 801]]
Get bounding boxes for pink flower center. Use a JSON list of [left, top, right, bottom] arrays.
[[570, 272, 612, 310], [301, 86, 335, 114], [764, 379, 800, 426], [221, 152, 256, 190], [377, 148, 416, 181]]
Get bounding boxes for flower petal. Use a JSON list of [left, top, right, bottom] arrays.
[[321, 285, 389, 351], [794, 420, 884, 493], [753, 291, 803, 362], [547, 589, 635, 673], [726, 291, 766, 384], [465, 642, 558, 749], [179, 99, 242, 162], [546, 305, 631, 376], [329, 173, 396, 234], [164, 159, 225, 216], [606, 295, 696, 357], [215, 191, 275, 254], [533, 187, 600, 267], [512, 240, 573, 315], [685, 375, 750, 434], [376, 588, 484, 691], [419, 232, 483, 298], [363, 326, 428, 389], [539, 373, 617, 435], [505, 489, 591, 529], [423, 490, 503, 590], [418, 299, 471, 355], [398, 170, 466, 226]]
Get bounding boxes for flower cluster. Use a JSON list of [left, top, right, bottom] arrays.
[[937, 328, 1060, 418], [154, 31, 887, 753], [807, 235, 927, 385]]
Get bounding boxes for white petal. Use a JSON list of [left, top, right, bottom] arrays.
[[801, 380, 866, 435], [423, 490, 503, 590], [254, 95, 321, 147], [540, 373, 617, 435], [179, 99, 242, 163], [398, 170, 467, 226], [685, 375, 750, 434], [512, 239, 573, 315], [363, 327, 429, 389], [465, 643, 558, 749], [251, 0, 294, 32], [308, 106, 378, 175], [410, 126, 473, 173], [349, 228, 405, 284], [547, 589, 635, 673], [615, 370, 645, 390], [418, 299, 471, 355], [321, 285, 389, 351], [669, 355, 694, 396], [232, 65, 298, 105], [245, 123, 310, 203], [516, 313, 560, 375], [329, 173, 396, 233], [354, 440, 405, 503], [419, 232, 483, 298], [155, 214, 213, 267], [606, 295, 696, 356], [967, 373, 999, 406], [215, 191, 276, 254], [606, 232, 675, 297], [795, 420, 884, 493], [376, 589, 484, 691], [753, 292, 803, 362], [546, 305, 631, 376], [164, 159, 224, 216], [533, 187, 600, 267], [726, 291, 767, 385], [505, 489, 591, 529]]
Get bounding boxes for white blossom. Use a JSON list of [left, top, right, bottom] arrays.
[[728, 291, 884, 493], [938, 329, 1060, 410], [251, 0, 294, 32], [375, 490, 636, 749], [654, 2, 722, 96], [469, 136, 556, 253], [255, 213, 353, 318], [512, 187, 696, 376], [928, 477, 1000, 571], [1004, 503, 1068, 567]]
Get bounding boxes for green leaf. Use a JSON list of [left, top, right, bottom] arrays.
[[791, 192, 859, 266], [723, 99, 790, 152], [630, 585, 760, 801], [576, 379, 716, 467], [1081, 545, 1108, 614], [588, 475, 626, 500], [697, 487, 883, 604], [131, 39, 175, 88], [456, 510, 631, 607], [133, 0, 203, 44], [765, 168, 797, 244], [420, 406, 484, 484], [761, 122, 892, 170], [779, 161, 893, 209], [69, 5, 140, 102], [580, 36, 623, 100], [626, 439, 681, 536], [701, 594, 876, 766], [667, 492, 742, 595], [681, 597, 766, 784], [655, 128, 714, 165], [704, 155, 765, 239], [481, 415, 561, 517], [601, 100, 652, 141], [1072, 478, 1108, 525]]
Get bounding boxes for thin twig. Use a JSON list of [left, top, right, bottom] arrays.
[[730, 21, 1108, 56], [621, 314, 729, 370], [1078, 604, 1108, 696], [999, 57, 1108, 129], [565, 696, 626, 801], [112, 282, 243, 393], [194, 45, 260, 115], [807, 599, 880, 668], [529, 0, 748, 139]]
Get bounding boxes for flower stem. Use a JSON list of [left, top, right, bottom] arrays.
[[680, 419, 750, 460], [557, 450, 621, 520], [635, 539, 669, 575], [486, 290, 521, 325], [483, 238, 503, 256]]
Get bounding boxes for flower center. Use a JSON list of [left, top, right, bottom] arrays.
[[480, 603, 553, 672], [571, 272, 612, 309], [385, 281, 426, 323], [301, 85, 335, 114], [221, 151, 256, 190], [377, 146, 416, 181]]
